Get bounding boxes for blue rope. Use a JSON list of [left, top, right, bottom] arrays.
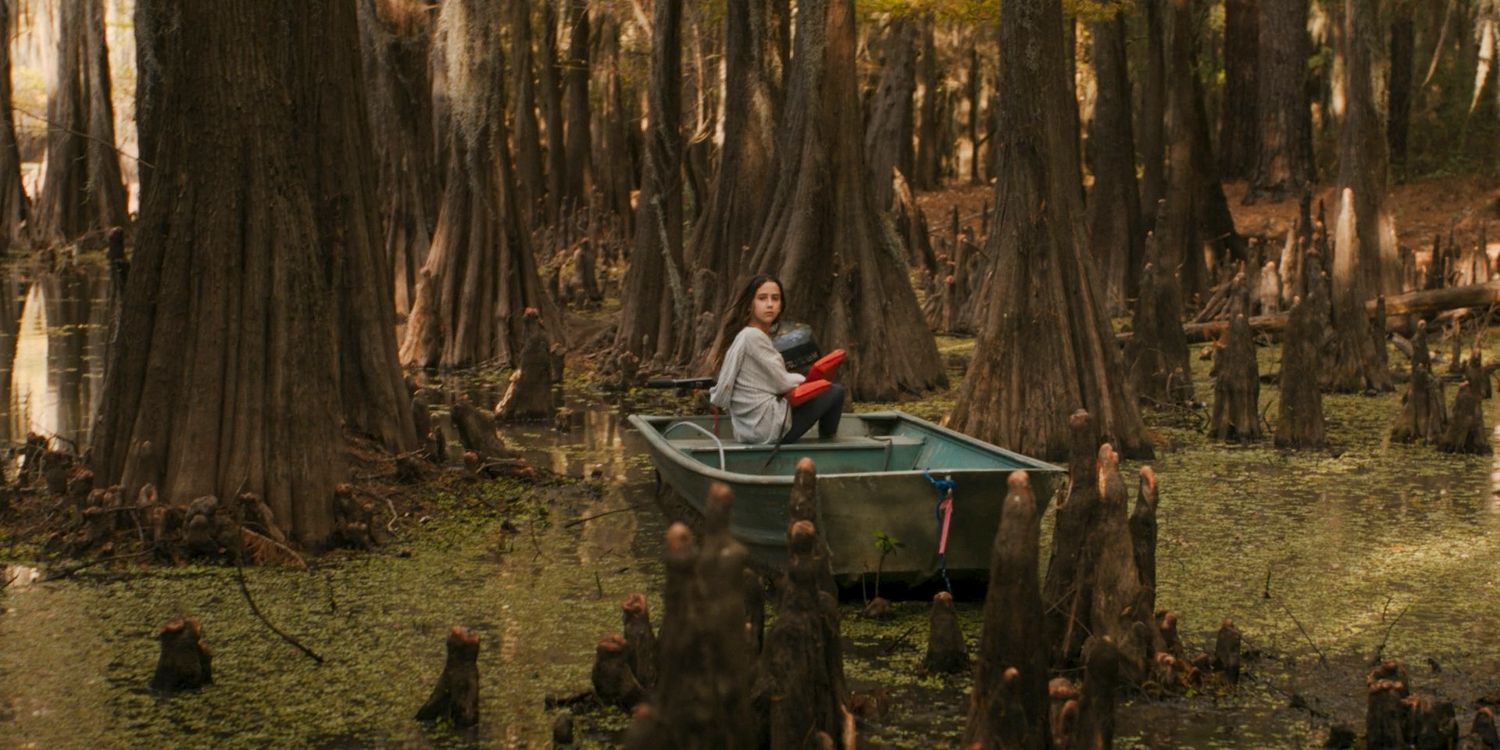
[[923, 471, 956, 594]]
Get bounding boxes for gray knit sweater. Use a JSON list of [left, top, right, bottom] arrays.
[[709, 327, 806, 444]]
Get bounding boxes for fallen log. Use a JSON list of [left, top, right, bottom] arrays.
[[1119, 281, 1500, 344]]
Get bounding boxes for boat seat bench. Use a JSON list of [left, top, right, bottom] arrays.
[[675, 435, 928, 473]]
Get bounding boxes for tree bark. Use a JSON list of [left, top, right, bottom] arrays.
[[358, 0, 438, 320], [92, 0, 355, 544], [538, 1, 568, 224], [1387, 0, 1414, 180], [510, 0, 547, 224], [1248, 0, 1314, 202], [562, 0, 592, 212], [1139, 0, 1168, 230], [1085, 11, 1144, 310], [739, 0, 945, 400], [685, 0, 777, 368], [33, 0, 126, 244], [1274, 292, 1329, 448], [1324, 187, 1394, 392], [1218, 0, 1260, 178], [399, 0, 559, 371], [1125, 257, 1194, 406], [1336, 0, 1401, 299], [864, 18, 918, 210], [912, 14, 941, 190], [0, 0, 27, 252], [615, 0, 685, 367], [964, 472, 1048, 749], [949, 0, 1150, 461]]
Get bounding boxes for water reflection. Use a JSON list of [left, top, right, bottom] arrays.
[[2, 263, 105, 449]]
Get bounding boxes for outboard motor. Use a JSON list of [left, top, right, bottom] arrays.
[[773, 323, 820, 372]]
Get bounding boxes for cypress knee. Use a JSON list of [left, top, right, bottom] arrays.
[[415, 626, 481, 728], [1210, 314, 1262, 441], [923, 591, 968, 675], [149, 616, 213, 693]]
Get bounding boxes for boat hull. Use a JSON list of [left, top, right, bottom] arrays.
[[629, 411, 1064, 586]]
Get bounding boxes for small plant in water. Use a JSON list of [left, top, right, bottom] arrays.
[[871, 531, 905, 600]]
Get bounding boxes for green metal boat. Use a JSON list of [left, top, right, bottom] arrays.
[[628, 411, 1064, 588]]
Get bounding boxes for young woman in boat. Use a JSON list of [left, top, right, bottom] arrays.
[[709, 274, 846, 445]]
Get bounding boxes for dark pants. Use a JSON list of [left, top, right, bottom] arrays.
[[783, 383, 846, 443]]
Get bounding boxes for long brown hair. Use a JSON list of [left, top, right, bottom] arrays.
[[709, 274, 784, 372]]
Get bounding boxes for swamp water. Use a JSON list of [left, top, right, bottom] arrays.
[[2, 267, 1499, 748]]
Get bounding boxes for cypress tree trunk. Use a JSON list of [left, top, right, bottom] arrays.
[[357, 0, 437, 319], [1159, 0, 1212, 302], [1387, 0, 1415, 181], [538, 1, 568, 224], [864, 18, 918, 210], [33, 0, 126, 244], [303, 0, 419, 452], [399, 0, 558, 371], [1139, 0, 1168, 230], [948, 0, 1151, 461], [1336, 0, 1401, 299], [1086, 11, 1144, 310], [739, 0, 945, 401], [1248, 0, 1314, 202], [510, 1, 547, 224], [593, 17, 636, 232], [1218, 0, 1260, 178], [92, 0, 354, 544], [685, 0, 777, 366], [562, 0, 593, 212], [615, 0, 684, 366], [912, 14, 940, 191], [0, 0, 27, 252]]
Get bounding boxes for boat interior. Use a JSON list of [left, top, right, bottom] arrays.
[[652, 413, 1032, 476]]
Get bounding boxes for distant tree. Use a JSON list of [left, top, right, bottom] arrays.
[[1218, 0, 1260, 178], [358, 0, 438, 317], [400, 0, 558, 370], [33, 0, 125, 243], [0, 0, 27, 251], [615, 0, 686, 365], [684, 0, 778, 366], [1086, 9, 1144, 310], [1247, 0, 1314, 201], [736, 0, 946, 400]]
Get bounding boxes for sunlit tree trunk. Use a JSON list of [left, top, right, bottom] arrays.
[[399, 0, 558, 371], [1336, 0, 1400, 299], [33, 0, 125, 244], [864, 18, 918, 210], [0, 0, 28, 252], [358, 0, 437, 319]]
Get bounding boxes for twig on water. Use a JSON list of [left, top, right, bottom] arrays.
[[40, 549, 152, 581], [235, 560, 324, 665], [1370, 600, 1411, 664], [1275, 601, 1329, 669], [880, 624, 919, 656], [563, 503, 648, 528]]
